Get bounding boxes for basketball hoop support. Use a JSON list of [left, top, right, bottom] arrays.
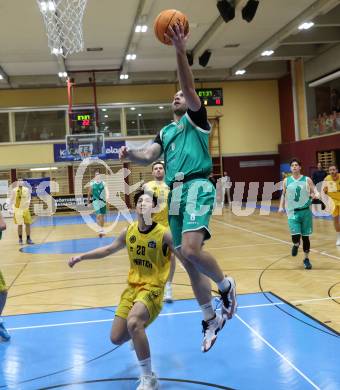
[[66, 68, 121, 132]]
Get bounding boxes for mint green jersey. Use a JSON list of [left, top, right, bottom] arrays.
[[160, 113, 212, 186], [91, 181, 105, 201], [286, 175, 312, 212]]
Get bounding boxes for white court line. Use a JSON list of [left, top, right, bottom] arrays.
[[213, 219, 340, 262], [241, 294, 340, 309], [7, 295, 340, 332], [236, 313, 321, 390], [206, 242, 282, 250]]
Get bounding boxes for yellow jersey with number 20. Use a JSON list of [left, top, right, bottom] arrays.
[[126, 221, 170, 288]]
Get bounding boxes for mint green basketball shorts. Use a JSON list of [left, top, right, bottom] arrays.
[[168, 178, 215, 249], [92, 199, 107, 215], [287, 208, 313, 236]]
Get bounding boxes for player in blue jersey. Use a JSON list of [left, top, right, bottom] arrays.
[[279, 159, 319, 269], [120, 23, 236, 352]]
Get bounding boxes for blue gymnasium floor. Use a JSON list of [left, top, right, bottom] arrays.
[[0, 293, 339, 390], [31, 212, 137, 227]]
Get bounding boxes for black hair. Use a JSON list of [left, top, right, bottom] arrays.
[[290, 158, 301, 167], [133, 188, 158, 208]]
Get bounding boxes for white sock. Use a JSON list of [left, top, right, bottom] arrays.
[[217, 277, 231, 293], [200, 302, 215, 321], [139, 357, 152, 377]]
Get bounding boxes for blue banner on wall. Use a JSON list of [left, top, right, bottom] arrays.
[[25, 177, 51, 197], [53, 140, 126, 162]]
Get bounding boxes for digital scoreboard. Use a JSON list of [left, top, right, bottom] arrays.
[[71, 110, 95, 127], [196, 88, 223, 106]]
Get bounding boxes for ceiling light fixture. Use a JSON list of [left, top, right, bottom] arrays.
[[242, 0, 259, 22], [135, 25, 148, 33], [126, 54, 137, 61], [58, 71, 68, 78], [120, 74, 129, 80], [199, 50, 212, 67], [186, 51, 194, 66], [309, 70, 340, 87], [235, 69, 246, 75], [261, 50, 274, 56], [30, 167, 58, 171], [130, 107, 136, 111], [298, 22, 314, 30], [159, 106, 164, 110], [217, 0, 235, 23]]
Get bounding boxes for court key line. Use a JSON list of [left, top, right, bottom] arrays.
[[7, 295, 340, 332], [213, 219, 340, 262], [235, 313, 321, 390]]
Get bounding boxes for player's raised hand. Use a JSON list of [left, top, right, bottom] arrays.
[[165, 22, 189, 53], [69, 256, 82, 268], [119, 146, 129, 160]]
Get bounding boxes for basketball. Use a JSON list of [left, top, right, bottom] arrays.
[[154, 9, 189, 45]]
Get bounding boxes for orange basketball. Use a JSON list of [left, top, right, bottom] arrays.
[[154, 9, 189, 45]]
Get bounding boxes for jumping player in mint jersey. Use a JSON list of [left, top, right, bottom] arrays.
[[279, 159, 319, 270], [119, 22, 237, 352], [87, 171, 109, 238]]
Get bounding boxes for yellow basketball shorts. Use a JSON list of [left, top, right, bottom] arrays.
[[115, 284, 164, 326], [331, 204, 340, 217], [14, 208, 32, 225], [0, 271, 7, 292]]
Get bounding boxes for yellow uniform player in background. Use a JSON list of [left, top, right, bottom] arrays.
[[10, 178, 34, 245], [69, 189, 177, 390], [323, 165, 340, 245], [144, 161, 176, 303], [0, 210, 10, 341]]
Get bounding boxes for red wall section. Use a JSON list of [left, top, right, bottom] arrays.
[[278, 74, 295, 143], [279, 133, 340, 174], [213, 154, 281, 200]]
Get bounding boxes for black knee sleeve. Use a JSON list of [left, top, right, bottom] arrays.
[[292, 234, 301, 245], [302, 236, 310, 253]]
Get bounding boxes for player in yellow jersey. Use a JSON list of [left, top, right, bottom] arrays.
[[323, 165, 340, 245], [0, 210, 10, 341], [69, 189, 175, 390], [144, 161, 175, 303], [10, 178, 34, 245]]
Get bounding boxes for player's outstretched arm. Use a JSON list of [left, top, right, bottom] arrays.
[[166, 23, 201, 111], [87, 185, 92, 205], [68, 228, 127, 268], [307, 177, 319, 199], [119, 143, 162, 165], [278, 178, 287, 214]]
